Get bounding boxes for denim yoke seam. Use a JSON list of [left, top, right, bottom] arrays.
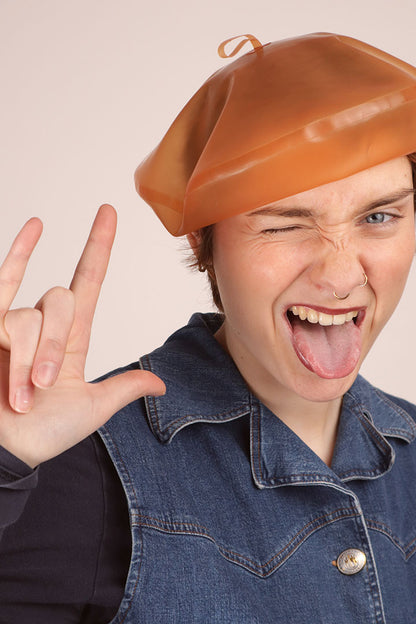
[[131, 506, 359, 577], [366, 517, 416, 559], [99, 429, 144, 624]]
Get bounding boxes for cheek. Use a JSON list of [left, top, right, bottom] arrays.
[[372, 236, 414, 319], [390, 232, 414, 285], [214, 245, 298, 309]]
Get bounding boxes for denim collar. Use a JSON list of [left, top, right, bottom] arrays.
[[141, 313, 416, 488]]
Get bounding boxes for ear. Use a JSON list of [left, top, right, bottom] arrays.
[[186, 231, 201, 255]]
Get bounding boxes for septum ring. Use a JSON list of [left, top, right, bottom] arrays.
[[333, 272, 368, 300]]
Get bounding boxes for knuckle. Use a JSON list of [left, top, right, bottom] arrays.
[[13, 363, 33, 378], [37, 286, 74, 309], [48, 285, 73, 300], [43, 336, 64, 357], [0, 275, 21, 291], [5, 307, 43, 334], [10, 364, 34, 392], [73, 264, 102, 285]]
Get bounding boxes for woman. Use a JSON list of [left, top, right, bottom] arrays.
[[0, 32, 416, 623]]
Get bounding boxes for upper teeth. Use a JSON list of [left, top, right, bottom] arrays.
[[289, 305, 358, 326]]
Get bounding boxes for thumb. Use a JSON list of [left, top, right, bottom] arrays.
[[90, 370, 166, 424]]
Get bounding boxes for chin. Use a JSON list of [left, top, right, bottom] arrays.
[[290, 366, 361, 403]]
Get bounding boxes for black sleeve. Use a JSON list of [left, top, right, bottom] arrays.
[[0, 434, 131, 624]]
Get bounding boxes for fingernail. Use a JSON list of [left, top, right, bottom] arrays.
[[14, 387, 32, 413], [154, 385, 166, 397], [35, 362, 58, 388], [153, 390, 166, 397]]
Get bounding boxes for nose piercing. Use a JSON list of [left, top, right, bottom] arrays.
[[333, 272, 368, 300], [333, 290, 350, 300]]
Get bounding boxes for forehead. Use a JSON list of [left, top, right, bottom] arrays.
[[251, 157, 413, 217]]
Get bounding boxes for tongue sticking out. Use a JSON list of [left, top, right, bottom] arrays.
[[290, 315, 361, 379]]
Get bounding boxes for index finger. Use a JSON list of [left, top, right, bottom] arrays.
[[0, 217, 43, 321], [68, 204, 117, 355]]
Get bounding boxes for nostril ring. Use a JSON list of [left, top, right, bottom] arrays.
[[333, 272, 367, 300], [333, 290, 350, 300]]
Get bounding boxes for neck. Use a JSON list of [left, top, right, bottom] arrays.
[[215, 323, 343, 466], [257, 390, 342, 466]]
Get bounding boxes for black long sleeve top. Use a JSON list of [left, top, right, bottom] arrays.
[[0, 434, 131, 623]]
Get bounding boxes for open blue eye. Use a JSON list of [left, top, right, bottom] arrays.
[[365, 212, 392, 224]]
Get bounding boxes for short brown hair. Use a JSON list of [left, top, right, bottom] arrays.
[[191, 154, 416, 310]]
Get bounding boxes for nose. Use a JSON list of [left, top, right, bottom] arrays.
[[308, 240, 367, 300]]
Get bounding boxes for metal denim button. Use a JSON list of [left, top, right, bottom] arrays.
[[336, 549, 367, 575]]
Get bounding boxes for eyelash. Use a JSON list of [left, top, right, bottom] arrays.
[[262, 226, 300, 234]]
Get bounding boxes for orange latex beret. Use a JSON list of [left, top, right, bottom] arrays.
[[135, 32, 416, 236]]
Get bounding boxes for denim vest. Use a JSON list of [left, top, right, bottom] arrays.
[[100, 313, 416, 624]]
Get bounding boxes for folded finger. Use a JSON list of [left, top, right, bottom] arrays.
[[32, 286, 76, 388]]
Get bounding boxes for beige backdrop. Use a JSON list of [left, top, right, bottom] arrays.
[[1, 0, 415, 400]]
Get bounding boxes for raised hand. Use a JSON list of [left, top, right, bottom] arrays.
[[0, 205, 165, 468]]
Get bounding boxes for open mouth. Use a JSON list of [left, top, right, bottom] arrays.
[[286, 305, 365, 379]]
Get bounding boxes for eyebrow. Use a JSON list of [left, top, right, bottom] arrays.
[[248, 188, 416, 218], [248, 207, 314, 218], [365, 188, 416, 211]]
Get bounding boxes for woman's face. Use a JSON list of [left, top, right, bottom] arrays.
[[212, 157, 415, 404]]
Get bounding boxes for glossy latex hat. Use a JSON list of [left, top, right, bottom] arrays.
[[135, 32, 416, 236]]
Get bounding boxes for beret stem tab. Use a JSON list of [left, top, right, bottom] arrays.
[[217, 34, 264, 59]]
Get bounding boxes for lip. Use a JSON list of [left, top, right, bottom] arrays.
[[284, 304, 367, 329]]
